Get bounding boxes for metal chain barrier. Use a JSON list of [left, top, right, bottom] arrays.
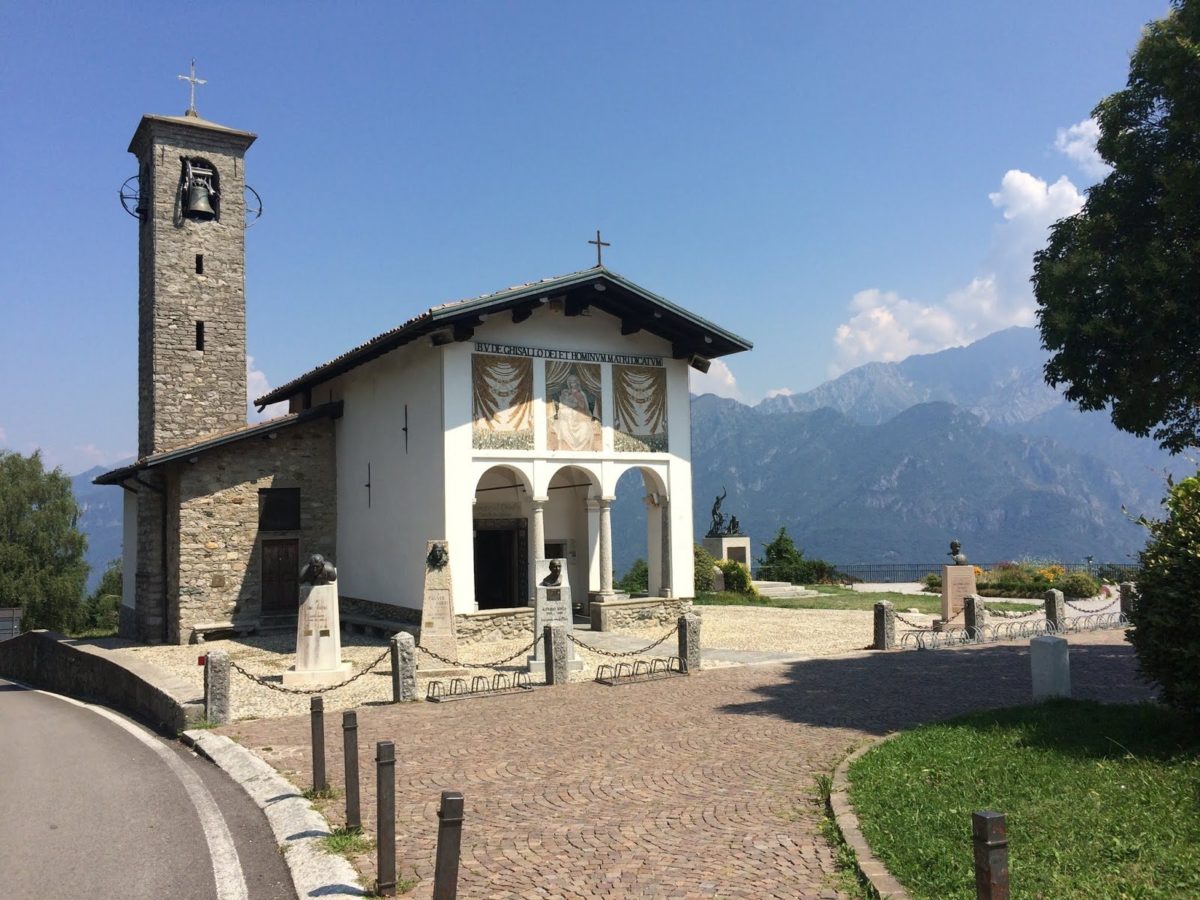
[[1065, 596, 1119, 613], [229, 645, 392, 695], [567, 624, 679, 658], [417, 634, 540, 670], [894, 612, 934, 630]]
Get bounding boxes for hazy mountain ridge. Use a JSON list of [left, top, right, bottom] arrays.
[[73, 465, 125, 592]]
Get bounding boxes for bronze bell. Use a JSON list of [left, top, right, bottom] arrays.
[[185, 181, 216, 220]]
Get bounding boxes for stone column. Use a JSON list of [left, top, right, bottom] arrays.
[[964, 595, 987, 640], [659, 499, 672, 597], [531, 498, 547, 562], [1043, 589, 1065, 632], [390, 632, 417, 702], [598, 497, 614, 596], [204, 649, 231, 725], [873, 601, 895, 650], [1119, 582, 1136, 617], [678, 613, 701, 672]]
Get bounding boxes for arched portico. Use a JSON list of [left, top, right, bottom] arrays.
[[541, 464, 602, 610], [612, 465, 673, 597], [472, 464, 533, 609]]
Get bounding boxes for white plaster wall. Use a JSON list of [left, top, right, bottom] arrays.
[[122, 490, 138, 609], [329, 343, 446, 610]]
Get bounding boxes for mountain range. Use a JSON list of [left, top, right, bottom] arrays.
[[72, 327, 1189, 588]]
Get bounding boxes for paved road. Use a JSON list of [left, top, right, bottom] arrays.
[[0, 679, 296, 900], [229, 629, 1155, 900]]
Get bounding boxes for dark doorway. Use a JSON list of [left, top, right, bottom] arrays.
[[262, 539, 300, 614], [474, 520, 528, 609]]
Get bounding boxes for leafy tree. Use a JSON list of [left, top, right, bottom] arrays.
[[1129, 473, 1200, 713], [1033, 0, 1200, 452], [80, 557, 122, 633], [616, 558, 649, 595], [757, 527, 836, 584], [0, 450, 88, 631]]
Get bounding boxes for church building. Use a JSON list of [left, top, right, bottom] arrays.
[[97, 102, 751, 644]]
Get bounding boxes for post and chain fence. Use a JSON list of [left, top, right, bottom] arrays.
[[831, 561, 1139, 584], [567, 624, 679, 658], [227, 645, 393, 695]]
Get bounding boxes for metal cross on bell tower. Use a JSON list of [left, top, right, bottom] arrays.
[[178, 59, 207, 117], [588, 229, 610, 267]]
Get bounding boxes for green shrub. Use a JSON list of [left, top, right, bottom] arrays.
[[693, 544, 716, 593], [756, 527, 837, 584], [1129, 473, 1200, 714], [617, 558, 649, 594], [923, 572, 942, 591], [717, 559, 756, 596], [1056, 572, 1100, 599]]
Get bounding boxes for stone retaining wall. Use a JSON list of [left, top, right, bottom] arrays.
[[0, 631, 203, 734], [593, 597, 692, 632], [456, 607, 535, 644], [340, 595, 423, 627]]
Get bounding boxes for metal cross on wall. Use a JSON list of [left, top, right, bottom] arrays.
[[178, 58, 207, 116], [588, 230, 610, 267]]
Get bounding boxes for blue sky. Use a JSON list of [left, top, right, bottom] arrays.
[[0, 1, 1167, 474]]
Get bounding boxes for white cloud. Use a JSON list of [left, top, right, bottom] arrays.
[[248, 356, 288, 421], [1055, 118, 1111, 181], [764, 387, 794, 399], [689, 358, 743, 401], [830, 166, 1085, 376]]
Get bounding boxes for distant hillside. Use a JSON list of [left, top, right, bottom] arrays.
[[73, 465, 126, 592]]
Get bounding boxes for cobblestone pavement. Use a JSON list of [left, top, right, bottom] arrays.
[[221, 630, 1154, 899]]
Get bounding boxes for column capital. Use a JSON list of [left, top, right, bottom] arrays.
[[531, 496, 549, 506]]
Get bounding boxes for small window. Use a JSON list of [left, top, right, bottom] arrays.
[[195, 320, 205, 351], [259, 488, 301, 531], [195, 254, 204, 274]]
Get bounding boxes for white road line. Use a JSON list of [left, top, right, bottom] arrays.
[[29, 687, 250, 900]]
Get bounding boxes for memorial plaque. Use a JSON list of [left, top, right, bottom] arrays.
[[418, 541, 465, 677], [942, 564, 978, 620], [529, 558, 582, 672]]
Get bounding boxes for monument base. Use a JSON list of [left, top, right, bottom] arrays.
[[417, 663, 468, 678], [703, 535, 751, 567], [282, 661, 353, 687], [527, 655, 584, 675], [941, 564, 978, 620]]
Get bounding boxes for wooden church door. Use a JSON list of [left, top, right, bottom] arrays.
[[261, 539, 300, 613]]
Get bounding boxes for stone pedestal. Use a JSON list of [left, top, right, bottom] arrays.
[[703, 535, 751, 568], [529, 558, 582, 674], [283, 582, 353, 686], [942, 565, 978, 621], [418, 540, 466, 678], [1030, 635, 1071, 700]]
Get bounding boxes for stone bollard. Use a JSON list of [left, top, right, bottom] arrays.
[[873, 601, 895, 650], [544, 625, 569, 686], [1030, 635, 1071, 700], [964, 595, 987, 640], [678, 613, 701, 673], [203, 649, 231, 725], [390, 632, 417, 702], [1119, 582, 1136, 617], [972, 811, 1010, 899], [711, 565, 725, 593], [1043, 589, 1065, 632]]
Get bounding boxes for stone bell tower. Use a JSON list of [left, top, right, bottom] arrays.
[[128, 98, 256, 457]]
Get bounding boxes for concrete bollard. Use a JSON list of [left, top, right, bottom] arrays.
[[375, 740, 396, 896], [390, 632, 418, 702], [1030, 635, 1071, 700], [873, 601, 895, 650], [1119, 582, 1136, 617], [964, 595, 987, 640], [972, 811, 1009, 899], [310, 696, 327, 793], [678, 613, 701, 672], [544, 625, 569, 685], [343, 710, 361, 831], [1043, 589, 1065, 632], [203, 649, 231, 725], [432, 790, 465, 900]]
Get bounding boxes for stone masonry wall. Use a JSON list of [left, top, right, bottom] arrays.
[[132, 471, 166, 642], [136, 120, 251, 457], [456, 607, 535, 644], [598, 598, 692, 631], [169, 419, 336, 643]]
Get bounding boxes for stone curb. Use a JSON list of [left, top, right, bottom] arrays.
[[181, 729, 367, 899], [827, 732, 910, 899]]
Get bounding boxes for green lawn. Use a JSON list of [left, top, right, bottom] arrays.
[[847, 701, 1200, 899], [695, 585, 1038, 615]]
